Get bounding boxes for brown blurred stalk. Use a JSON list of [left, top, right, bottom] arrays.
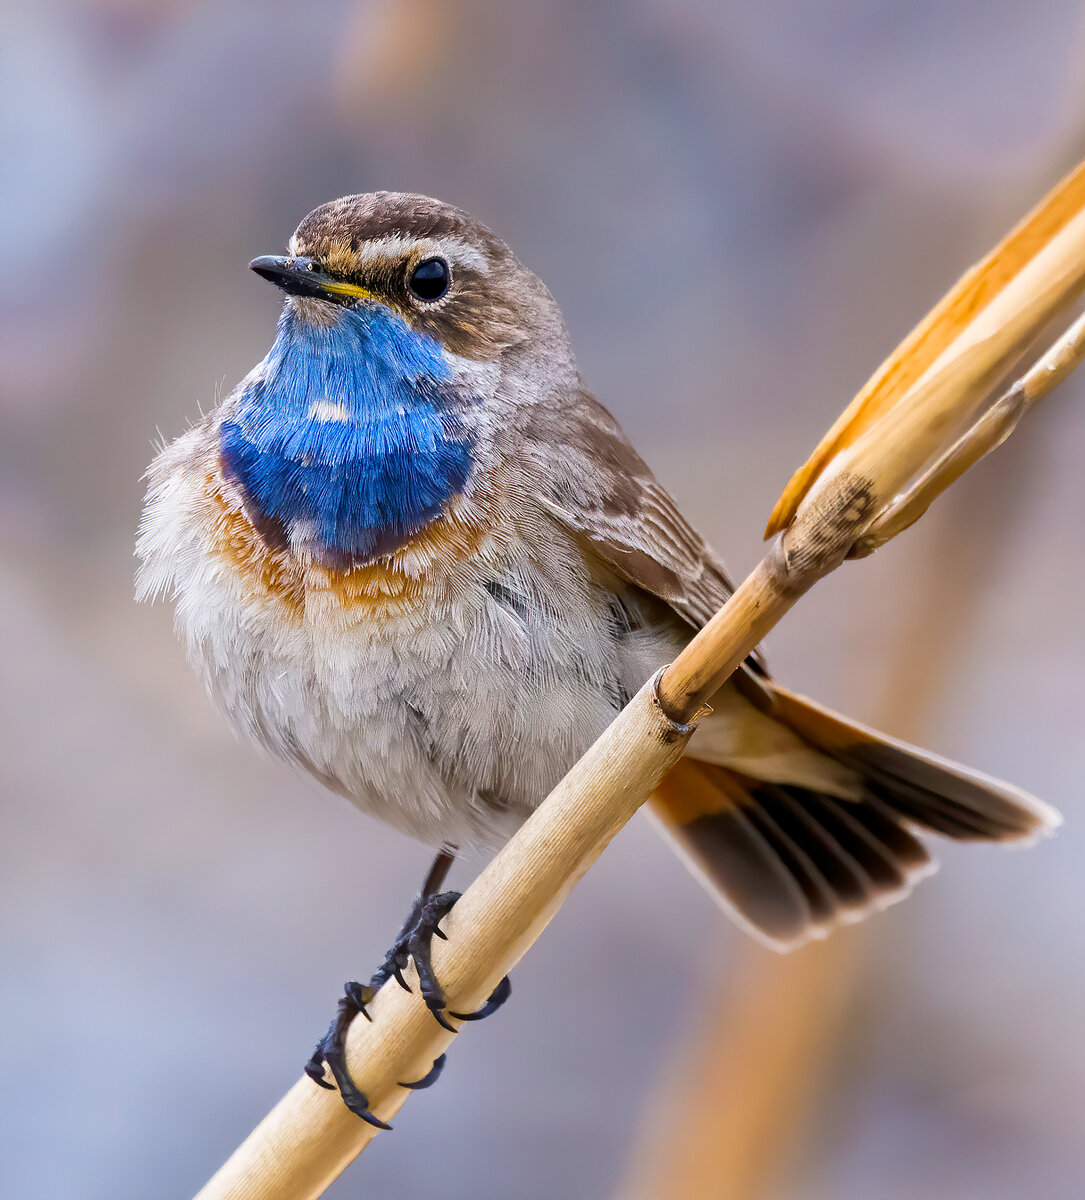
[[619, 425, 1043, 1200], [620, 935, 859, 1200]]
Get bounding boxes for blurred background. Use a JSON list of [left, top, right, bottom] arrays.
[[3, 2, 1085, 1197]]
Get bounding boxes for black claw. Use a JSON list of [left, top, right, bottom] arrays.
[[402, 889, 461, 1024], [304, 983, 392, 1127], [303, 849, 514, 1125], [322, 1016, 391, 1129], [430, 1006, 458, 1032], [339, 1085, 392, 1130], [343, 980, 374, 1021], [398, 1053, 447, 1090], [305, 1044, 336, 1089], [449, 974, 512, 1022]]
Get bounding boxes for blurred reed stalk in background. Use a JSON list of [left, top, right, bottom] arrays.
[[619, 206, 1085, 1198], [618, 406, 1053, 1199], [620, 932, 859, 1200], [194, 160, 1085, 1200]]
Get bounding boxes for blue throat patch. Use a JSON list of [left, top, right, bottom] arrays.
[[220, 303, 474, 566]]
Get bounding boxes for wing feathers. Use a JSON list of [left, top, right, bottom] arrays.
[[530, 389, 750, 636]]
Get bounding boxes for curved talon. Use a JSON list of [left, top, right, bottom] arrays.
[[343, 980, 374, 1021], [305, 984, 392, 1127], [398, 1053, 447, 1091], [405, 890, 460, 1028], [449, 974, 512, 1022], [304, 850, 466, 1124], [323, 1022, 392, 1131], [325, 1054, 392, 1130], [305, 1046, 336, 1089], [429, 1004, 458, 1033]]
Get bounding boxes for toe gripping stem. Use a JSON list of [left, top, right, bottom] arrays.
[[304, 982, 392, 1129], [304, 857, 511, 1125], [303, 958, 509, 1126], [386, 890, 513, 1030]]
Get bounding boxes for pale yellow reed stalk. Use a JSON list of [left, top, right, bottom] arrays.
[[765, 158, 1085, 538]]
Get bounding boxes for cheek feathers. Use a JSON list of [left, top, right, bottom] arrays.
[[413, 265, 532, 361], [288, 234, 530, 362]]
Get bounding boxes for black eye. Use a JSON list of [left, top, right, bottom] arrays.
[[408, 257, 450, 302]]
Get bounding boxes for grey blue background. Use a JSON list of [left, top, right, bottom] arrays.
[[3, 2, 1084, 1197]]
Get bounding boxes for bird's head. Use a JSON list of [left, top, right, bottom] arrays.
[[249, 191, 555, 363], [221, 193, 572, 568]]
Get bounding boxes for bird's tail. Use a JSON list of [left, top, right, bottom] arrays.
[[650, 682, 1060, 950]]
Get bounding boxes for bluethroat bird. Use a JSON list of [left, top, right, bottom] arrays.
[[137, 192, 1060, 1124]]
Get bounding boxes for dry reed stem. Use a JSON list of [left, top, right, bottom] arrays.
[[852, 306, 1085, 555], [766, 157, 1085, 537], [194, 162, 1085, 1200], [621, 427, 1033, 1200], [659, 162, 1085, 723]]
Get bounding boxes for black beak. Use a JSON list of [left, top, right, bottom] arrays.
[[249, 255, 342, 301]]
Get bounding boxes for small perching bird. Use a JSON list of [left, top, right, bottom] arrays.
[[137, 192, 1059, 1122]]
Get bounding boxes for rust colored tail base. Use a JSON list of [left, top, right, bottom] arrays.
[[652, 685, 1060, 950]]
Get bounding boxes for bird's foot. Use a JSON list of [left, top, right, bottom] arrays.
[[305, 981, 391, 1128], [374, 890, 512, 1029], [305, 889, 511, 1124]]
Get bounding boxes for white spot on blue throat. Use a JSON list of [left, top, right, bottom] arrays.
[[219, 303, 475, 565], [307, 400, 351, 423]]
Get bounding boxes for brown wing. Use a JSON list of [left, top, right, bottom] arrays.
[[538, 471, 736, 630], [527, 389, 767, 672]]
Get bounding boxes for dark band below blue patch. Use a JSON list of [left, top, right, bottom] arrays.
[[220, 303, 474, 565]]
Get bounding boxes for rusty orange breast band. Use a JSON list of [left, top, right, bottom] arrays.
[[205, 475, 488, 620]]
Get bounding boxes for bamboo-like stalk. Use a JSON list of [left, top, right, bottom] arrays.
[[661, 160, 1085, 722], [852, 306, 1085, 555], [194, 161, 1085, 1200], [765, 158, 1085, 537], [195, 679, 698, 1200]]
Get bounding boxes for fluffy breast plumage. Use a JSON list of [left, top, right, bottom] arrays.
[[137, 423, 680, 850]]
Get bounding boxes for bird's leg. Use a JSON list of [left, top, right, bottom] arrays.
[[369, 848, 459, 996], [368, 848, 513, 1029], [305, 846, 511, 1124]]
